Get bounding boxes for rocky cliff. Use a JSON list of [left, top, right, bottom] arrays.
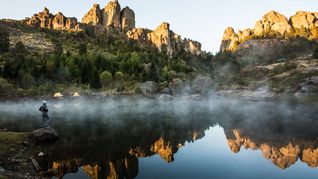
[[23, 0, 200, 56], [82, 0, 135, 32], [220, 11, 318, 64], [25, 8, 80, 31], [127, 22, 201, 56], [221, 10, 318, 52]]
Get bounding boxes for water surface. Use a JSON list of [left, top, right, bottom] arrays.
[[0, 97, 317, 179]]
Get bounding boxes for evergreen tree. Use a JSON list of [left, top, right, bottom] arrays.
[[0, 28, 9, 53], [90, 70, 101, 89]]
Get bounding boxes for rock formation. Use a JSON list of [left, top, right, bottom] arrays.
[[290, 11, 318, 30], [220, 10, 318, 52], [225, 128, 318, 169], [26, 8, 80, 31], [81, 0, 135, 32], [127, 22, 202, 56], [121, 7, 135, 32], [102, 0, 121, 29], [81, 4, 102, 25], [24, 1, 201, 56], [253, 11, 292, 36]]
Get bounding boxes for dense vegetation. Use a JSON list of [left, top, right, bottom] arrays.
[[0, 21, 212, 97]]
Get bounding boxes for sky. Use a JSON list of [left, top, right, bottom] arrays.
[[0, 0, 318, 53]]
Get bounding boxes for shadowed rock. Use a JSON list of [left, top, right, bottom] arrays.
[[31, 127, 59, 143]]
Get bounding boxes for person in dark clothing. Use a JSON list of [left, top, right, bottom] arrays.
[[39, 101, 50, 127]]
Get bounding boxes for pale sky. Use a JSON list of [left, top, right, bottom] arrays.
[[0, 0, 318, 53]]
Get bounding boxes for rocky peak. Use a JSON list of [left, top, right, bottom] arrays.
[[102, 0, 121, 28], [127, 22, 201, 56], [290, 11, 318, 29], [121, 6, 135, 32], [81, 0, 135, 32], [81, 4, 102, 25], [254, 10, 292, 35], [223, 27, 235, 40], [26, 8, 80, 31], [220, 10, 318, 53]]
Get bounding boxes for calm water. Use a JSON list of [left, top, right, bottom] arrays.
[[0, 97, 318, 179]]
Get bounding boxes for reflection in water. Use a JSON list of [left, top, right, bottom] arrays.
[[0, 97, 317, 178]]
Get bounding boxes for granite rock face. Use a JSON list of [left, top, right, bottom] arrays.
[[81, 0, 135, 32], [24, 1, 200, 56], [81, 4, 102, 25], [26, 8, 80, 31], [120, 7, 135, 32], [127, 22, 201, 56], [220, 10, 318, 52]]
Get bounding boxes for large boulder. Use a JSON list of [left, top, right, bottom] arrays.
[[169, 79, 190, 96], [31, 127, 59, 143], [139, 81, 158, 96], [191, 76, 213, 95]]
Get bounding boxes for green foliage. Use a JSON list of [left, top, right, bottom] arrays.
[[99, 71, 112, 87], [78, 43, 87, 55], [0, 22, 211, 96], [114, 71, 124, 80], [0, 28, 9, 53], [0, 77, 14, 96]]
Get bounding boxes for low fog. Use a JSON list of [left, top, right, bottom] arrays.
[[0, 96, 316, 123]]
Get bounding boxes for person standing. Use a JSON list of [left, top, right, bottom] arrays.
[[39, 101, 50, 127]]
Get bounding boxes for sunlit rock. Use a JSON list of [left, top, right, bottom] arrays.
[[151, 137, 175, 163], [290, 11, 317, 29], [26, 8, 80, 31], [53, 92, 64, 98], [82, 4, 102, 25], [102, 0, 121, 29], [83, 164, 100, 179], [301, 148, 318, 168]]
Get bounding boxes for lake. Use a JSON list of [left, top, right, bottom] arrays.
[[0, 97, 318, 179]]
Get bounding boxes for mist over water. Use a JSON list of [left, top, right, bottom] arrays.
[[0, 96, 317, 135], [1, 97, 318, 179]]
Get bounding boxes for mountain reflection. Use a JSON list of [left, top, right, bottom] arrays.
[[0, 99, 317, 178]]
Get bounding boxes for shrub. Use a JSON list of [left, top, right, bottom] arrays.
[[100, 71, 112, 87], [114, 71, 124, 80]]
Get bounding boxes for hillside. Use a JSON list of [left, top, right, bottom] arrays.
[[0, 2, 318, 99], [213, 10, 318, 98], [0, 0, 212, 98]]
